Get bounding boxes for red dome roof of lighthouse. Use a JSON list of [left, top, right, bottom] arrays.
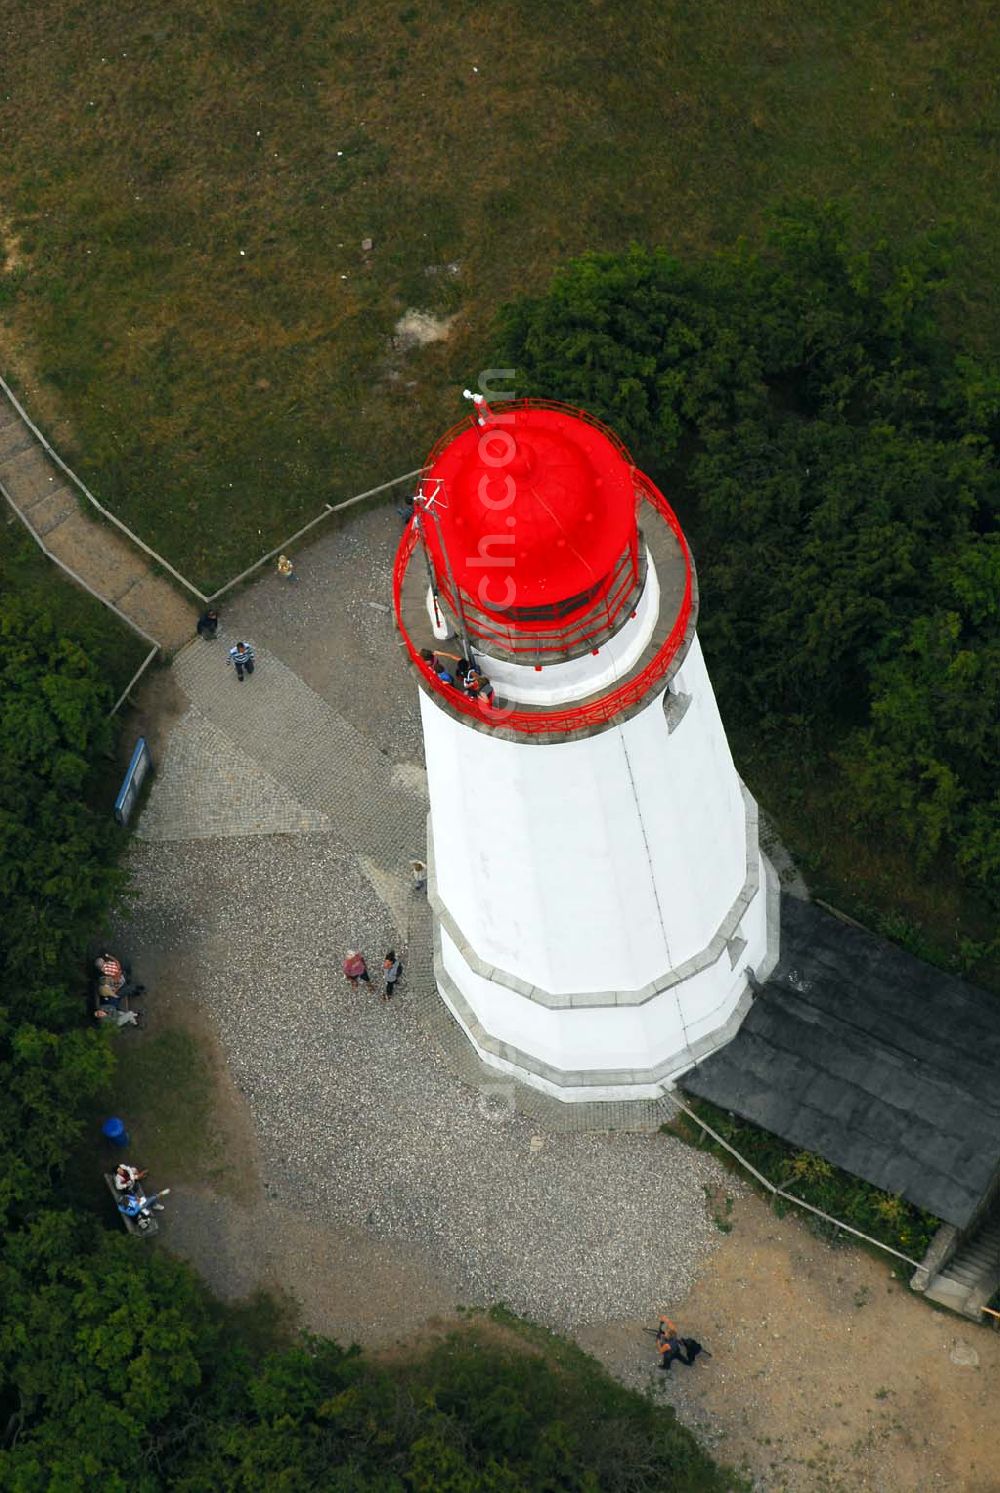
[[422, 403, 637, 614]]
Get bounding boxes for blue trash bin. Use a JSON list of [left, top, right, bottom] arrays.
[[101, 1116, 130, 1147]]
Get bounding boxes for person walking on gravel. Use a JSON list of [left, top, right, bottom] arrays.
[[382, 950, 402, 1001], [229, 640, 256, 682], [197, 608, 220, 639], [343, 950, 370, 988], [655, 1316, 705, 1371]]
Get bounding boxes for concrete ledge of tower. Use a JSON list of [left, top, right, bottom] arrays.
[[543, 988, 574, 1010], [568, 987, 618, 1009], [427, 784, 763, 1014], [504, 971, 536, 998]]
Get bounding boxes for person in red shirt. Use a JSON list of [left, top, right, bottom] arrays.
[[94, 953, 145, 1002], [343, 951, 370, 987], [95, 953, 125, 991]]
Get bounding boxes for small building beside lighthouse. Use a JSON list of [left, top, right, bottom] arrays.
[[393, 396, 780, 1102]]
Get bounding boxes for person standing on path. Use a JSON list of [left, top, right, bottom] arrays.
[[197, 608, 220, 639], [382, 950, 402, 1001], [276, 554, 299, 582], [229, 640, 256, 682], [343, 950, 370, 988]]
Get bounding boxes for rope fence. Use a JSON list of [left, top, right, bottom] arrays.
[[206, 468, 422, 601], [0, 368, 423, 603], [669, 1094, 923, 1271], [108, 646, 160, 718], [0, 370, 425, 722], [0, 372, 210, 603], [1, 473, 162, 715]]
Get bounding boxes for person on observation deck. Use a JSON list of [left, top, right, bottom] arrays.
[[461, 664, 495, 705], [419, 646, 461, 686]]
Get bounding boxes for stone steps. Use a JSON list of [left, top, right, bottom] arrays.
[[24, 484, 78, 537], [0, 420, 34, 462], [925, 1213, 1000, 1317], [0, 384, 197, 653]]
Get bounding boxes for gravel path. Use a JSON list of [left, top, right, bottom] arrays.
[[121, 832, 731, 1331]]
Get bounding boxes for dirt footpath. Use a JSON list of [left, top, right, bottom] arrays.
[[578, 1191, 1000, 1493]]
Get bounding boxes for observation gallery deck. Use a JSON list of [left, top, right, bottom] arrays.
[[393, 472, 697, 744]]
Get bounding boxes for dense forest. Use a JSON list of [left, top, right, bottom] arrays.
[[0, 595, 734, 1489], [499, 203, 999, 917]]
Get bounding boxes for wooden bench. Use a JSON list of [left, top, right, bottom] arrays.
[[104, 1173, 159, 1237]]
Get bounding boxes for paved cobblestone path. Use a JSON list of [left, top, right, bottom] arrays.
[[126, 506, 730, 1337], [136, 708, 333, 842]]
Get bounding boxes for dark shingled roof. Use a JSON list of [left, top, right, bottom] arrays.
[[683, 898, 1000, 1228]]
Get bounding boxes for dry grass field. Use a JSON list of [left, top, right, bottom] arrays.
[[1, 0, 998, 587]]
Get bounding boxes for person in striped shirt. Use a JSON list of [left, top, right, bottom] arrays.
[[95, 953, 125, 991], [229, 640, 256, 682]]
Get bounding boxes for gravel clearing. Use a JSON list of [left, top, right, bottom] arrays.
[[120, 831, 733, 1332]]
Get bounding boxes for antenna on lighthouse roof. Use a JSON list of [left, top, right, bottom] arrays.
[[462, 388, 495, 426], [414, 478, 474, 663]]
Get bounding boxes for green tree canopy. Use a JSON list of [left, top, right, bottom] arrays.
[[0, 597, 121, 991], [0, 598, 118, 1218], [0, 1213, 216, 1493]]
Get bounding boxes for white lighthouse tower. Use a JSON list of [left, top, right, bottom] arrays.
[[394, 397, 779, 1102]]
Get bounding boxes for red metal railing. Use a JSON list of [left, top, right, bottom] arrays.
[[428, 525, 641, 658], [422, 397, 634, 469], [418, 397, 643, 656], [393, 469, 694, 737]]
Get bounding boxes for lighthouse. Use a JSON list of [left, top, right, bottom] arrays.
[[393, 396, 780, 1103]]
